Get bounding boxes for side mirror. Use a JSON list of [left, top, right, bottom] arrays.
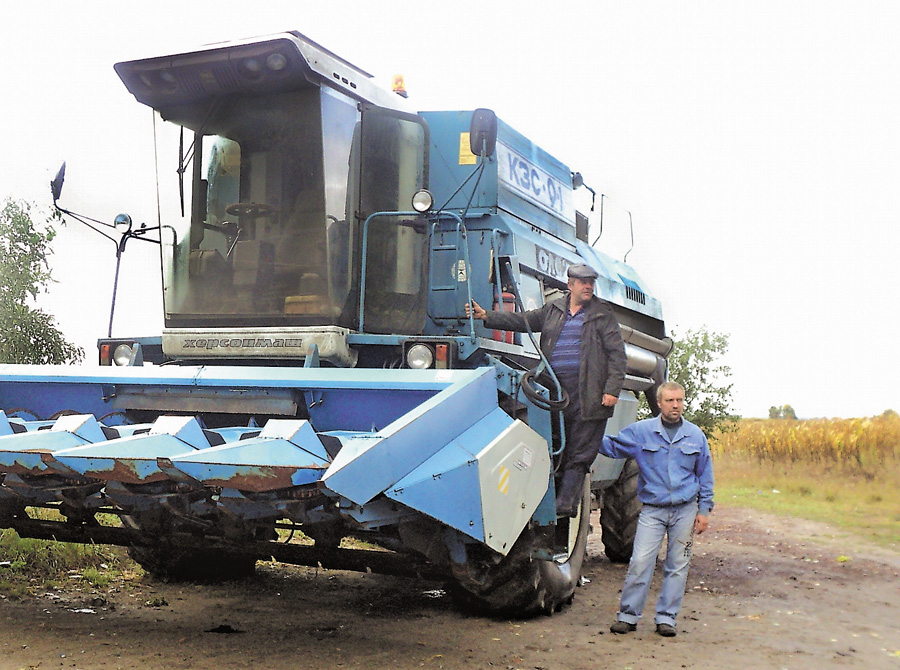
[[50, 162, 66, 204], [469, 108, 497, 158], [571, 172, 584, 189]]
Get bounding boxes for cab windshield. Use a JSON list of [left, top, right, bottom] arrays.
[[160, 86, 359, 328], [156, 82, 429, 334]]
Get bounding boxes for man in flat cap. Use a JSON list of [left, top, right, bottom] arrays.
[[466, 263, 626, 516]]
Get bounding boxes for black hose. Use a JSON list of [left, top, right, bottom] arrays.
[[520, 369, 569, 412]]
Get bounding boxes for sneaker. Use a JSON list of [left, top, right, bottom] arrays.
[[610, 621, 637, 634], [655, 623, 677, 637]]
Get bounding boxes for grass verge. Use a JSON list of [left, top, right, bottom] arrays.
[[713, 455, 900, 549]]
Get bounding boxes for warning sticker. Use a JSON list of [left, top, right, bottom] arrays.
[[514, 445, 533, 471], [459, 132, 477, 165], [498, 466, 510, 494]]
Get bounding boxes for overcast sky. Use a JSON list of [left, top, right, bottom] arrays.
[[2, 1, 898, 419]]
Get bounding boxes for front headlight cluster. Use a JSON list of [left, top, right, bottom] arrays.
[[113, 344, 135, 366], [405, 344, 434, 369], [403, 342, 454, 370], [99, 341, 142, 366]]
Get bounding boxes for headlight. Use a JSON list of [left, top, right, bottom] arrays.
[[266, 53, 288, 71], [113, 344, 134, 366], [406, 343, 434, 369], [411, 189, 434, 213]]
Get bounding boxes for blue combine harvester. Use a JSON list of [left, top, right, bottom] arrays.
[[0, 31, 671, 615]]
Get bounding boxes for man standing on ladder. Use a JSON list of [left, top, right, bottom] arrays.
[[466, 263, 627, 516]]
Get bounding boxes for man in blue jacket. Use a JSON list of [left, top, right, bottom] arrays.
[[601, 381, 714, 637]]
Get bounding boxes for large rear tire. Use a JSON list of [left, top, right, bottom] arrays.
[[600, 457, 641, 563], [449, 475, 591, 617]]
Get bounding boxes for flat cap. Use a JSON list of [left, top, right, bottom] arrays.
[[567, 263, 599, 280]]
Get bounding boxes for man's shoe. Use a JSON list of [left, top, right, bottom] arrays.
[[655, 623, 677, 637], [610, 621, 637, 634]]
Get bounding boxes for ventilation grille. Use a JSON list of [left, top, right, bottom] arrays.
[[618, 274, 647, 305], [625, 285, 646, 305]]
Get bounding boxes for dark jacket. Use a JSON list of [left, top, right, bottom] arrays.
[[484, 294, 627, 421]]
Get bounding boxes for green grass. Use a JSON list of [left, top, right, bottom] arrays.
[[0, 509, 136, 598], [714, 456, 900, 549]]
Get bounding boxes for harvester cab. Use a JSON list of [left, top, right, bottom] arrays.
[[0, 31, 672, 616], [111, 32, 432, 367]]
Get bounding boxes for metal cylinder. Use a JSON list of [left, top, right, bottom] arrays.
[[619, 324, 673, 357], [625, 343, 661, 377]]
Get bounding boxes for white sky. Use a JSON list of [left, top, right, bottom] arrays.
[[2, 1, 898, 419]]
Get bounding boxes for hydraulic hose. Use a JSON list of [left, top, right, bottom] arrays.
[[521, 367, 569, 412]]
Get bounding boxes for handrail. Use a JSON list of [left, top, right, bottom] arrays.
[[490, 230, 505, 324], [427, 212, 476, 340], [358, 210, 474, 336]]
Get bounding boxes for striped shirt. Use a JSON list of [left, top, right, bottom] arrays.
[[549, 309, 584, 393]]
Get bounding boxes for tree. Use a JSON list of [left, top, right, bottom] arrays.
[[657, 326, 737, 436], [768, 404, 798, 420], [0, 198, 83, 364]]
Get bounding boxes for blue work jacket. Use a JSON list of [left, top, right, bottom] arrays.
[[598, 416, 715, 515]]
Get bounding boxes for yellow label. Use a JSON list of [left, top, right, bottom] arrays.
[[459, 132, 477, 165], [498, 466, 510, 494]]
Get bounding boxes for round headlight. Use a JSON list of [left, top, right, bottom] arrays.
[[238, 58, 264, 81], [411, 189, 434, 213], [113, 344, 134, 366], [266, 53, 288, 71], [406, 344, 434, 369]]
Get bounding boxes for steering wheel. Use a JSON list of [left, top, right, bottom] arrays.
[[225, 202, 278, 219]]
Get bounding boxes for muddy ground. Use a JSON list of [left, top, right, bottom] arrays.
[[1, 505, 898, 670]]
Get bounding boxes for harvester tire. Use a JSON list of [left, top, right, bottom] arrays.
[[600, 457, 641, 564], [449, 475, 591, 617]]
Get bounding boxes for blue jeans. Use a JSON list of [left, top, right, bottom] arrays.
[[616, 500, 698, 627]]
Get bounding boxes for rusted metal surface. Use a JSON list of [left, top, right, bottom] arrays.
[[172, 463, 326, 493], [1, 450, 62, 476], [73, 456, 173, 485]]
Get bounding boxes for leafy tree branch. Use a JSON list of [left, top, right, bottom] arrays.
[[639, 326, 737, 436], [0, 198, 83, 364]]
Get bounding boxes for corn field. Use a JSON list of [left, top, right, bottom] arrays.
[[710, 411, 900, 471]]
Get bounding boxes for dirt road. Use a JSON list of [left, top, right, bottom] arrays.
[[2, 506, 898, 670]]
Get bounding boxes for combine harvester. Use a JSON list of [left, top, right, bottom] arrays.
[[0, 31, 671, 615]]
